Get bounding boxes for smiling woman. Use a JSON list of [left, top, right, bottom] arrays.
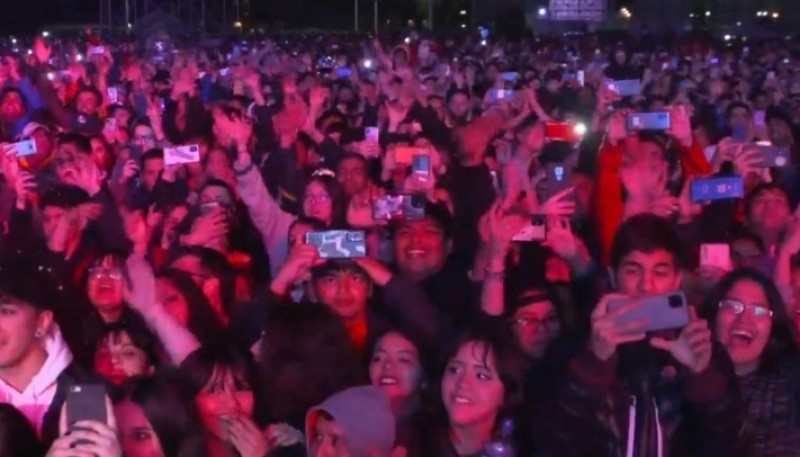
[[701, 268, 800, 456], [436, 325, 528, 456]]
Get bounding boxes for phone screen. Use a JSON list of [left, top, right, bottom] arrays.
[[412, 155, 430, 175], [691, 176, 744, 202], [67, 384, 108, 443]]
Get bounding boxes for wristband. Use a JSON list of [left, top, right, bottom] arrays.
[[234, 160, 255, 177]]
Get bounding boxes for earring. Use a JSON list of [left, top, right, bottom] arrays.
[[34, 330, 44, 338]]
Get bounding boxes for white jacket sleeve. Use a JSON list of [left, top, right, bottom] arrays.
[[234, 156, 296, 277], [126, 253, 199, 364]]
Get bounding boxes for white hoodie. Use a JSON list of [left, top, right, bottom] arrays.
[[0, 325, 73, 435]]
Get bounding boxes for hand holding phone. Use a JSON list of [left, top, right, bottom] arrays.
[[690, 176, 744, 202], [608, 292, 690, 333], [66, 384, 109, 444], [163, 144, 201, 166], [626, 111, 671, 131]]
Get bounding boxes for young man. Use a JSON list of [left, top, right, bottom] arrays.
[[0, 259, 95, 446], [305, 386, 397, 457], [541, 214, 751, 456]]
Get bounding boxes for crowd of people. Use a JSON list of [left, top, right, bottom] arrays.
[[0, 26, 799, 456]]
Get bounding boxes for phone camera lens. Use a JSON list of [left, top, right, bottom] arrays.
[[668, 294, 684, 308]]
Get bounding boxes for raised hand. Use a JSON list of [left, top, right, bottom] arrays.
[[225, 415, 270, 457]]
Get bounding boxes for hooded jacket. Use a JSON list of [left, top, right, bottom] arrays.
[[0, 325, 72, 435], [305, 386, 396, 457]]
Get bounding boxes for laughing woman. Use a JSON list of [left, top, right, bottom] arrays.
[[702, 268, 800, 456]]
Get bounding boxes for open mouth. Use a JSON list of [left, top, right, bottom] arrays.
[[729, 329, 755, 346], [379, 376, 398, 386], [452, 395, 474, 405]]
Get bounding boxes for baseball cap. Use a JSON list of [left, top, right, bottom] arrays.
[[16, 121, 50, 141]]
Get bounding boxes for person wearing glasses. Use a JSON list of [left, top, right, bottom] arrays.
[[701, 268, 800, 456]]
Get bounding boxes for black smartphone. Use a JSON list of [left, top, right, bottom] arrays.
[[546, 163, 573, 198], [67, 384, 108, 444]]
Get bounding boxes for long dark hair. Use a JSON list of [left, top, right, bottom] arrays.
[[0, 404, 44, 457], [95, 309, 165, 370], [436, 323, 529, 453], [113, 372, 207, 457], [701, 268, 799, 374], [302, 174, 348, 227], [179, 345, 266, 424], [156, 268, 226, 347], [257, 302, 364, 429]]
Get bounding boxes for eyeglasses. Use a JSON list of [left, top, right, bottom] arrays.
[[719, 299, 773, 319], [511, 315, 560, 330], [305, 194, 331, 204], [133, 134, 156, 142], [89, 267, 123, 280]]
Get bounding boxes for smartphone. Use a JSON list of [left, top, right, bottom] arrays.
[[627, 111, 671, 131], [546, 163, 572, 198], [544, 122, 578, 142], [127, 144, 143, 162], [412, 154, 430, 177], [373, 194, 425, 221], [107, 87, 119, 104], [305, 230, 366, 259], [89, 46, 105, 55], [67, 384, 108, 444], [577, 70, 585, 87], [608, 292, 690, 333], [336, 68, 353, 79], [754, 110, 766, 126], [490, 89, 515, 101], [501, 72, 520, 82], [752, 142, 790, 167], [394, 146, 423, 165], [700, 243, 732, 271], [365, 127, 379, 143], [607, 79, 641, 97], [691, 176, 744, 202], [7, 139, 37, 157], [163, 144, 201, 166], [512, 214, 547, 242]]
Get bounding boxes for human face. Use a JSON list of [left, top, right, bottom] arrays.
[[768, 118, 793, 147], [748, 189, 791, 236], [304, 181, 333, 225], [90, 138, 112, 171], [30, 128, 53, 160], [715, 279, 774, 376], [195, 366, 254, 439], [369, 332, 424, 409], [133, 125, 157, 151], [336, 158, 368, 197], [0, 91, 24, 123], [394, 218, 448, 281], [93, 331, 152, 385], [155, 279, 190, 327], [615, 249, 681, 296], [0, 298, 51, 374], [511, 298, 561, 359], [309, 415, 351, 457], [729, 107, 752, 128], [313, 270, 369, 321], [142, 157, 164, 191], [113, 109, 132, 131], [42, 206, 67, 243], [115, 400, 165, 457], [441, 341, 505, 429], [76, 90, 99, 115], [449, 93, 470, 118], [87, 256, 126, 315], [288, 223, 313, 248], [200, 184, 234, 209]]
